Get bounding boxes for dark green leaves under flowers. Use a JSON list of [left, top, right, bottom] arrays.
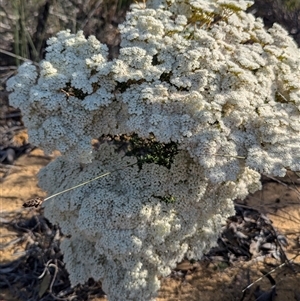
[[99, 133, 179, 170]]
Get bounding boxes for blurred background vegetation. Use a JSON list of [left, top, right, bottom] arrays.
[[0, 0, 300, 68], [0, 0, 133, 67], [249, 0, 300, 43]]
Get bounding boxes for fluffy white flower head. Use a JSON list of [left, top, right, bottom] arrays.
[[8, 0, 300, 177], [7, 0, 300, 300], [39, 142, 260, 300], [8, 30, 118, 162]]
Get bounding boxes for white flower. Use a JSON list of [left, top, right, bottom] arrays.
[[39, 143, 237, 300], [8, 0, 300, 300]]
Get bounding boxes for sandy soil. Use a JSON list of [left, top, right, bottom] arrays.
[[1, 148, 300, 301]]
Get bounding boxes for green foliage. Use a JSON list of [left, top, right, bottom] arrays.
[[12, 0, 30, 65], [153, 194, 177, 204], [2, 0, 135, 64], [283, 0, 300, 10], [104, 133, 179, 170]]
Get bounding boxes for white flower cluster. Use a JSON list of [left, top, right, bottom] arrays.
[[7, 0, 300, 300], [7, 0, 300, 179], [7, 31, 121, 163], [38, 142, 260, 300]]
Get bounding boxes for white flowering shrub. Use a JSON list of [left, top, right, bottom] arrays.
[[7, 0, 300, 300]]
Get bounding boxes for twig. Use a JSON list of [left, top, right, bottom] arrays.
[[23, 162, 137, 208], [0, 48, 39, 66], [0, 66, 17, 70], [262, 173, 300, 197], [49, 262, 59, 293], [81, 0, 104, 29], [242, 253, 299, 293], [0, 237, 23, 250], [0, 112, 22, 119], [38, 259, 53, 279], [0, 163, 22, 169]]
